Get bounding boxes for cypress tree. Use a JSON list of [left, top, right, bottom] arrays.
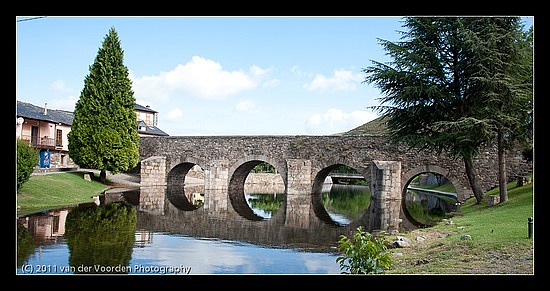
[[68, 27, 139, 182]]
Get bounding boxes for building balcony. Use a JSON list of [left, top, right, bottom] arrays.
[[20, 135, 57, 150]]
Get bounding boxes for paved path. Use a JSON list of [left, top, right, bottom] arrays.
[[31, 167, 204, 187], [32, 167, 141, 188], [85, 169, 141, 187]]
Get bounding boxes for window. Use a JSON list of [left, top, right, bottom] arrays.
[[56, 129, 62, 147]]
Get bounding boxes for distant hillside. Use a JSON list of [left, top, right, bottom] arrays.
[[340, 115, 390, 136]]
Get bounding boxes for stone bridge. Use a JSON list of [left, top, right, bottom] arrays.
[[138, 135, 532, 232]]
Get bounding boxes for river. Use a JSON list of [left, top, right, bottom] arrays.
[[16, 183, 372, 275], [16, 178, 456, 275]]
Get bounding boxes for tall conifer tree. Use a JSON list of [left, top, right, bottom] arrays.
[[465, 18, 533, 203], [364, 17, 488, 203], [363, 17, 532, 204], [68, 27, 139, 182]]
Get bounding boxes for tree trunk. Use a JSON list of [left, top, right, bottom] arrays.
[[497, 131, 509, 203], [463, 154, 485, 203], [100, 169, 107, 184]]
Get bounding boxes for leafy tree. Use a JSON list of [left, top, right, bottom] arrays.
[[68, 27, 139, 183], [336, 226, 392, 274], [16, 139, 38, 190], [363, 17, 532, 203], [463, 18, 533, 203], [364, 17, 485, 202], [251, 162, 276, 173]]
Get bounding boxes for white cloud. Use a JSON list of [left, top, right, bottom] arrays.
[[262, 78, 280, 89], [130, 56, 266, 103], [235, 100, 256, 112], [165, 108, 184, 122], [303, 69, 363, 92], [46, 80, 78, 111], [305, 108, 377, 135], [250, 65, 272, 77], [130, 71, 172, 103], [48, 95, 78, 111], [289, 65, 312, 78], [50, 80, 68, 93]]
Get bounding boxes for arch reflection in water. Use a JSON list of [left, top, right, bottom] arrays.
[[244, 182, 285, 219], [320, 183, 371, 226], [311, 164, 371, 227], [229, 160, 286, 221], [19, 184, 376, 274], [167, 183, 204, 211], [403, 172, 459, 227]]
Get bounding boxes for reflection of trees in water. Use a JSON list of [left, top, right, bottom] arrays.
[[246, 193, 284, 217], [405, 190, 457, 226], [244, 182, 285, 219], [16, 220, 35, 267], [64, 202, 136, 274], [322, 184, 371, 223]]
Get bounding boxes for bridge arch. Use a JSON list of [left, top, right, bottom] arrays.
[[167, 156, 208, 185], [311, 161, 371, 226], [227, 155, 287, 187], [400, 164, 464, 228], [166, 157, 207, 211], [401, 164, 465, 202], [227, 155, 286, 221], [311, 158, 371, 194]]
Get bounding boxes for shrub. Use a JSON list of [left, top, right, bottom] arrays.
[[17, 139, 38, 190], [336, 226, 393, 274]]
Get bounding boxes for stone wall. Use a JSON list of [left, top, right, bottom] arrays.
[[139, 135, 532, 198], [140, 156, 166, 186]]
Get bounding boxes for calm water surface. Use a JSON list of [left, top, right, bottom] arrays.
[[17, 181, 455, 275], [17, 183, 370, 275]]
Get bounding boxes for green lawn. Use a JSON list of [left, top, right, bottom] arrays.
[[385, 173, 534, 274], [16, 172, 109, 216], [451, 177, 534, 244]]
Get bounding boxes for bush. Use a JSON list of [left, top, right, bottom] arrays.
[[336, 226, 393, 274], [17, 139, 38, 190]]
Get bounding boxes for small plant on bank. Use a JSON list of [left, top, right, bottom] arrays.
[[336, 226, 393, 274]]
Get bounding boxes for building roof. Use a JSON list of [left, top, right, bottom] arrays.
[[16, 101, 74, 126], [137, 120, 169, 136], [16, 100, 169, 136], [134, 103, 158, 113]]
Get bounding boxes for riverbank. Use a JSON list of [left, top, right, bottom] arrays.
[[384, 175, 534, 274], [17, 170, 111, 216]]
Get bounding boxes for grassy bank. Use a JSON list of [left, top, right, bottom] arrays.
[[16, 171, 109, 217], [384, 174, 534, 274]]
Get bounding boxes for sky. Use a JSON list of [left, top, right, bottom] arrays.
[[16, 16, 534, 136]]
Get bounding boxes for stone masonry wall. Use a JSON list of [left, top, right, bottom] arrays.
[[139, 135, 532, 198]]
